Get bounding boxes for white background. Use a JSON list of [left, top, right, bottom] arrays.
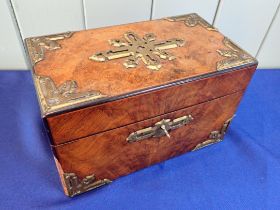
[[0, 0, 279, 70]]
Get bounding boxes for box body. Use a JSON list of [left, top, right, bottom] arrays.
[[25, 13, 257, 197]]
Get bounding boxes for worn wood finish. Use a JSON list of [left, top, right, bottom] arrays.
[[47, 65, 256, 145], [54, 91, 243, 181]]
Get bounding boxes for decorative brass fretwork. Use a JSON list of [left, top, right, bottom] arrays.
[[192, 116, 234, 151], [127, 115, 193, 143], [165, 13, 217, 31], [216, 37, 256, 71], [35, 75, 105, 116], [25, 31, 73, 65], [63, 173, 112, 197], [89, 31, 185, 71]]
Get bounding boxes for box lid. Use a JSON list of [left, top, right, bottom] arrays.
[[25, 13, 257, 117]]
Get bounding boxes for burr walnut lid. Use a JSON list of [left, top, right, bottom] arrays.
[[25, 13, 257, 117]]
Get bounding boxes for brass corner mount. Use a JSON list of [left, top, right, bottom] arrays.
[[165, 13, 217, 31], [35, 75, 105, 116], [192, 116, 234, 151], [216, 37, 257, 71], [63, 173, 112, 197], [26, 31, 73, 65], [26, 31, 106, 116], [165, 14, 257, 71]]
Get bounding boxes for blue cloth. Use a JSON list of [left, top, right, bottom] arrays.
[[0, 69, 279, 210]]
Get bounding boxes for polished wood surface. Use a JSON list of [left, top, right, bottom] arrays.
[[33, 19, 228, 98], [47, 65, 256, 145], [24, 14, 258, 196], [54, 91, 243, 181]]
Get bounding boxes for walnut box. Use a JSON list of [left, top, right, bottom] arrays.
[[25, 13, 258, 197]]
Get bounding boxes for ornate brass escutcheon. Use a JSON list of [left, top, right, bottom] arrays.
[[89, 31, 185, 70], [127, 115, 193, 143]]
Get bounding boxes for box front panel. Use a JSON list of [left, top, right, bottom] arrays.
[[47, 65, 256, 145], [54, 91, 243, 183]]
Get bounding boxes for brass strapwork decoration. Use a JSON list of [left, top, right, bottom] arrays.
[[165, 13, 217, 31], [127, 115, 193, 143], [216, 37, 256, 71], [25, 31, 73, 65], [89, 31, 185, 70], [35, 75, 104, 115], [63, 173, 112, 197], [192, 116, 234, 151]]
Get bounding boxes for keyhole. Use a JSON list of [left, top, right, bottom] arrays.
[[161, 125, 170, 138]]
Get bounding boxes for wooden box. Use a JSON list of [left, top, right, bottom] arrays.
[[25, 13, 257, 197]]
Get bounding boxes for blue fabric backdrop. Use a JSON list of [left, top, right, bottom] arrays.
[[0, 69, 279, 210]]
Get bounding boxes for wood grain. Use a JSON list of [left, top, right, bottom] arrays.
[[55, 91, 244, 181], [33, 18, 229, 97], [47, 65, 256, 145]]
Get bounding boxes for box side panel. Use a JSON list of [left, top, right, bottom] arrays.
[[54, 90, 243, 183], [47, 65, 256, 145]]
